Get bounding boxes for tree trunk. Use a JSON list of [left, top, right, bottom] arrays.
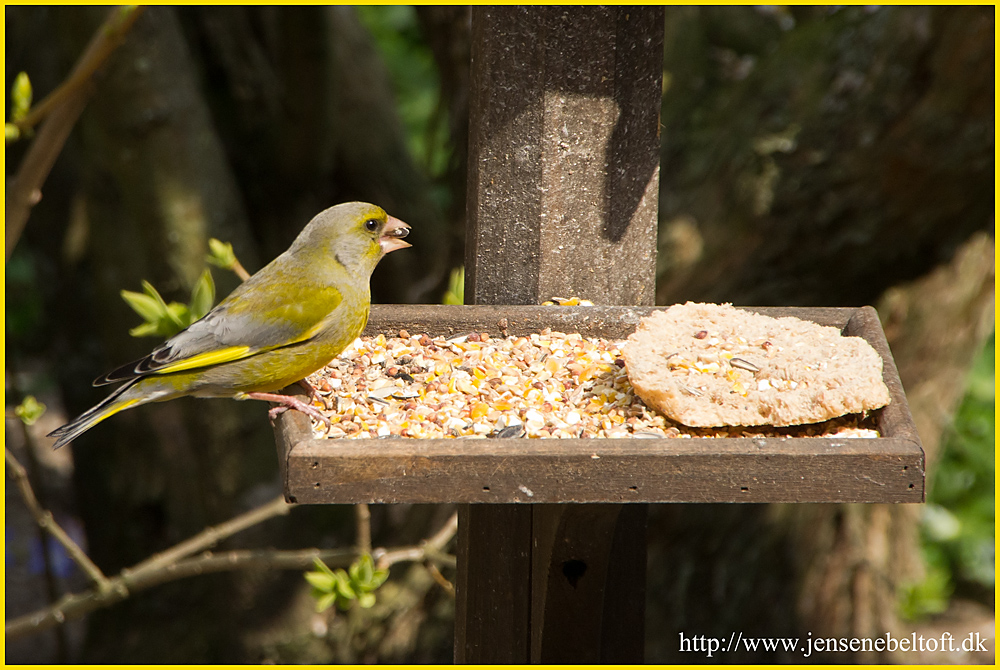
[[415, 5, 472, 287], [656, 6, 993, 307], [51, 7, 275, 662], [176, 6, 451, 303]]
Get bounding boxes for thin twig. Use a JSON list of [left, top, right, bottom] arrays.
[[161, 547, 357, 579], [377, 545, 426, 568], [355, 503, 372, 555], [6, 494, 297, 641], [374, 511, 458, 570], [128, 495, 294, 576], [426, 510, 460, 550], [10, 7, 145, 135], [231, 259, 251, 282], [424, 560, 455, 598], [5, 501, 459, 642], [5, 449, 111, 592], [15, 413, 71, 660], [5, 546, 357, 641], [5, 5, 146, 261]]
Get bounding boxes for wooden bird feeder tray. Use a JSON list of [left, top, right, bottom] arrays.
[[275, 304, 925, 505]]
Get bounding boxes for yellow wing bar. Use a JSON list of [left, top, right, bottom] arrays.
[[151, 345, 253, 375]]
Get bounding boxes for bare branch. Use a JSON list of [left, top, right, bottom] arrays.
[[5, 5, 146, 261], [231, 259, 251, 282], [424, 560, 455, 597], [6, 494, 295, 641], [355, 503, 372, 555], [5, 546, 357, 641], [5, 497, 457, 641], [128, 495, 294, 576], [426, 510, 459, 551], [374, 511, 458, 570], [11, 7, 146, 135], [5, 449, 111, 591]]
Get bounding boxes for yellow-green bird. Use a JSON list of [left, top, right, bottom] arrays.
[[48, 201, 410, 449]]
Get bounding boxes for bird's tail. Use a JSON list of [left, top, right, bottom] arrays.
[[48, 380, 145, 449]]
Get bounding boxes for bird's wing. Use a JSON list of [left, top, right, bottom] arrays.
[[96, 278, 344, 386]]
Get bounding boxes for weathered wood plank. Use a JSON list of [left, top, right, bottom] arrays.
[[362, 303, 860, 338], [454, 504, 532, 663], [845, 305, 915, 443], [598, 502, 647, 662], [529, 504, 646, 663], [284, 436, 922, 504], [466, 6, 664, 306]]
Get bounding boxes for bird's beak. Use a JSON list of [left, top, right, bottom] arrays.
[[380, 216, 411, 254]]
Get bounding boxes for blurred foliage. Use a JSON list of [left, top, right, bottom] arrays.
[[441, 266, 464, 305], [121, 269, 215, 339], [6, 70, 32, 142], [900, 333, 995, 620], [355, 6, 451, 209], [14, 395, 47, 425], [305, 554, 389, 612], [206, 237, 249, 281], [120, 237, 257, 338], [5, 249, 45, 342], [205, 238, 238, 273]]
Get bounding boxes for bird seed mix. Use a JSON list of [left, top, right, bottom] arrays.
[[305, 330, 881, 440]]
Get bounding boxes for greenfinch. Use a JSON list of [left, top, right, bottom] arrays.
[[49, 202, 410, 449]]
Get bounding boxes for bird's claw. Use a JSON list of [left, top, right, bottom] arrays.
[[247, 392, 332, 427], [296, 378, 329, 410]]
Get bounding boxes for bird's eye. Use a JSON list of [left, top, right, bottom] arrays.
[[364, 218, 379, 233]]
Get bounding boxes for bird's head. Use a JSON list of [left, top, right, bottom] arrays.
[[301, 202, 411, 279]]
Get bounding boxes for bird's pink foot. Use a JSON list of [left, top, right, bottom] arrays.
[[296, 378, 329, 409], [297, 378, 318, 397], [246, 392, 332, 427]]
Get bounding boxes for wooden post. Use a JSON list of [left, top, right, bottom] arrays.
[[458, 6, 664, 663], [466, 6, 662, 306]]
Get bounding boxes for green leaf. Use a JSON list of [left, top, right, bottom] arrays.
[[5, 123, 20, 142], [188, 269, 215, 321], [370, 568, 389, 590], [333, 571, 356, 600], [122, 281, 194, 338], [140, 280, 173, 312], [206, 238, 237, 270], [10, 72, 32, 122], [899, 562, 952, 620], [14, 395, 46, 425], [121, 274, 217, 339], [442, 266, 465, 305], [304, 570, 336, 592], [357, 592, 377, 609], [314, 591, 337, 613], [906, 332, 995, 619], [349, 554, 374, 585], [128, 322, 162, 338], [312, 557, 337, 577], [121, 289, 165, 323], [165, 301, 190, 331]]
